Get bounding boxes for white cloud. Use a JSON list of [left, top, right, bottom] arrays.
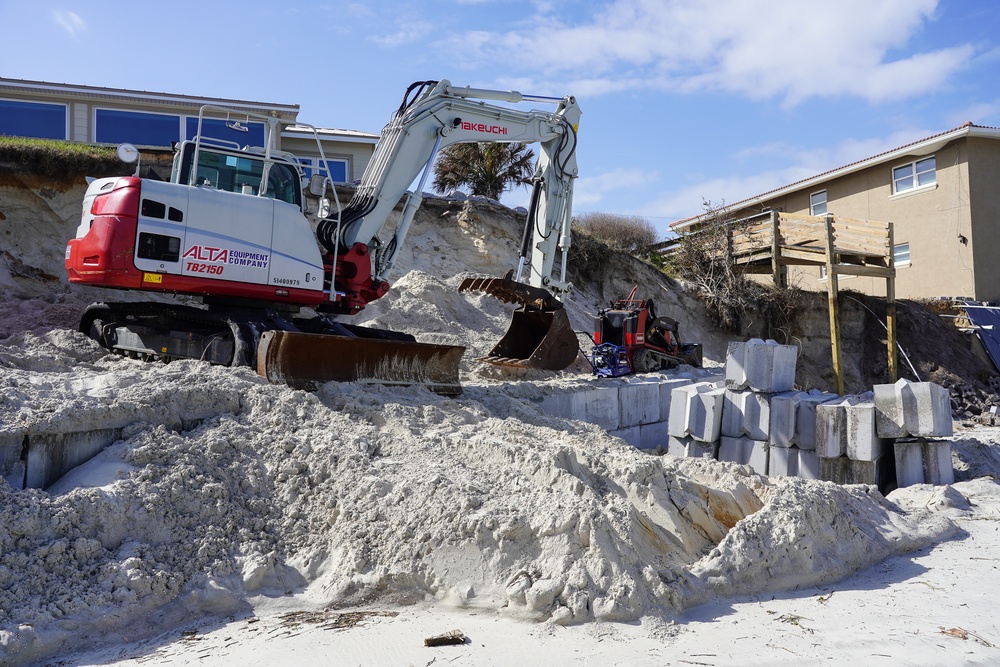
[[368, 19, 435, 47], [573, 167, 659, 209], [52, 10, 85, 39], [444, 0, 974, 105], [946, 101, 1000, 128], [644, 128, 943, 225]]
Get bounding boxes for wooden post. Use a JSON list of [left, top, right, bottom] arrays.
[[886, 223, 898, 382], [770, 210, 782, 287], [824, 215, 845, 395]]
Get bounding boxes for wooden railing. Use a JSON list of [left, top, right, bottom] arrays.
[[660, 211, 897, 393]]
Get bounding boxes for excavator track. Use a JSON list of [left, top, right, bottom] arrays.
[[458, 270, 579, 371], [78, 302, 466, 395]]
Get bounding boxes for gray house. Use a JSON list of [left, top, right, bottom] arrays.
[[0, 77, 378, 183]]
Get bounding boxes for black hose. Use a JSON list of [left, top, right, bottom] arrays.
[[520, 178, 543, 260]]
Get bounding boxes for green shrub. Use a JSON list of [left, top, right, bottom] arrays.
[[0, 137, 125, 178]]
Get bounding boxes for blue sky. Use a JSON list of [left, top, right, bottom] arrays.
[[4, 0, 999, 237]]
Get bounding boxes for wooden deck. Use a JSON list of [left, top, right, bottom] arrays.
[[687, 211, 899, 394]]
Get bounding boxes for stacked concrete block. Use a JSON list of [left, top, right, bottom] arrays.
[[768, 446, 820, 479], [874, 379, 953, 438], [667, 436, 718, 459], [769, 389, 840, 450], [725, 338, 797, 393], [719, 436, 769, 475], [667, 382, 727, 443], [894, 438, 955, 487], [814, 393, 895, 490], [820, 455, 896, 490], [540, 385, 621, 430], [721, 390, 773, 441], [875, 379, 954, 488], [655, 377, 696, 428], [618, 378, 661, 428], [637, 421, 669, 451]]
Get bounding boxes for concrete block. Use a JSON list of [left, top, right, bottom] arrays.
[[539, 392, 572, 419], [619, 380, 661, 428], [718, 435, 752, 465], [769, 446, 796, 477], [719, 436, 768, 475], [769, 390, 840, 450], [820, 456, 851, 484], [843, 402, 889, 462], [609, 425, 641, 449], [725, 338, 797, 393], [572, 387, 621, 430], [893, 440, 925, 488], [895, 438, 954, 487], [815, 396, 856, 458], [721, 390, 771, 441], [637, 421, 669, 451], [798, 449, 820, 480], [923, 439, 954, 485], [874, 379, 953, 438], [815, 395, 885, 461], [667, 436, 718, 460], [656, 378, 695, 425], [667, 382, 726, 443]]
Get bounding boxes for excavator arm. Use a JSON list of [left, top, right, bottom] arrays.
[[317, 79, 580, 313], [259, 80, 583, 393]]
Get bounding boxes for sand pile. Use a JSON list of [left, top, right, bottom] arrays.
[[0, 296, 962, 666], [0, 182, 987, 665]]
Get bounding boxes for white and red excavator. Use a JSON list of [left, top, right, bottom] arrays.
[[65, 80, 581, 394]]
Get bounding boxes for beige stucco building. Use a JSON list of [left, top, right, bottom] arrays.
[[672, 123, 1000, 302], [0, 77, 378, 183]]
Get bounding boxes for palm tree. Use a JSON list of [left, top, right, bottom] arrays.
[[432, 142, 536, 201]]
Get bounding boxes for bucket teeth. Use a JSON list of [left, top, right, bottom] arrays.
[[458, 271, 580, 371], [459, 269, 562, 311]]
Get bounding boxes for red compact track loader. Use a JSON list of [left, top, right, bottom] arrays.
[[589, 288, 702, 377]]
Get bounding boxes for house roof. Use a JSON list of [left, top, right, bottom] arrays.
[[281, 125, 379, 145], [670, 122, 1000, 231], [0, 77, 300, 121]]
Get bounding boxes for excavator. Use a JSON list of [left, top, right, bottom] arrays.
[[65, 80, 581, 395]]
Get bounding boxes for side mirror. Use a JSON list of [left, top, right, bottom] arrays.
[[308, 174, 327, 197], [117, 143, 140, 176]]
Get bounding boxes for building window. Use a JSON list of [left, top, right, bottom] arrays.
[[892, 157, 935, 194], [0, 99, 67, 139], [95, 109, 181, 147], [893, 242, 910, 266], [810, 190, 827, 216], [298, 156, 349, 183]]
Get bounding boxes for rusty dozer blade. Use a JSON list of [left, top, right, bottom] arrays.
[[257, 331, 465, 396], [459, 270, 580, 371]]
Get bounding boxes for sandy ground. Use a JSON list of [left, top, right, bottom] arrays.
[[5, 183, 1000, 667], [64, 482, 1000, 667]]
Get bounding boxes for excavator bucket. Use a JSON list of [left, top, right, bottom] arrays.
[[459, 272, 580, 371], [257, 331, 466, 396]]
